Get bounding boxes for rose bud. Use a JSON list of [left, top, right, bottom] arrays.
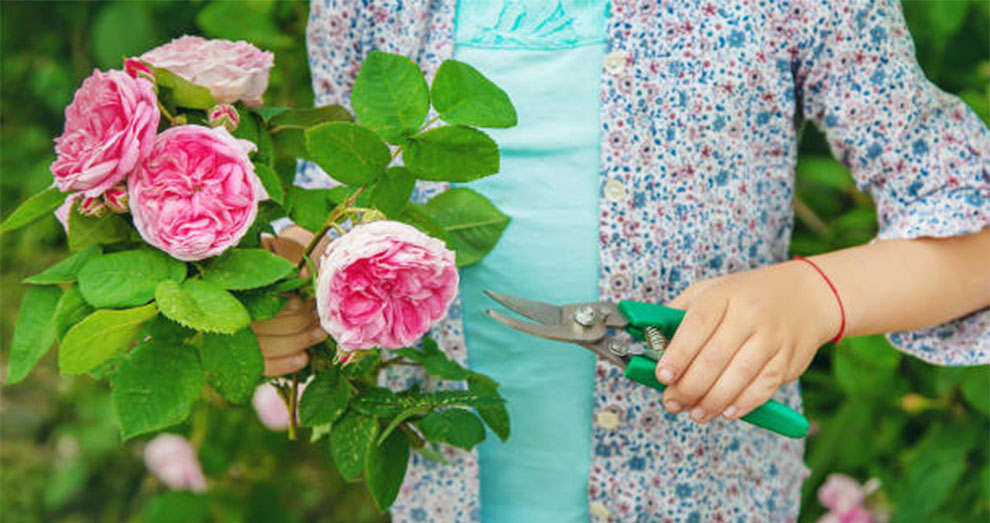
[[316, 221, 458, 353], [78, 196, 107, 218], [103, 184, 129, 213], [207, 104, 240, 133], [124, 58, 156, 83]]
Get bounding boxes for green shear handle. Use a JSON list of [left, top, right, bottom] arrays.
[[619, 301, 810, 439]]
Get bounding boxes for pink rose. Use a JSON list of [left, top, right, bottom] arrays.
[[818, 474, 866, 515], [129, 125, 266, 261], [251, 382, 309, 431], [124, 58, 155, 83], [143, 434, 207, 493], [316, 220, 458, 352], [141, 36, 275, 107], [51, 69, 160, 198]]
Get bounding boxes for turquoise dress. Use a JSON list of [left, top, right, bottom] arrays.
[[454, 2, 608, 521]]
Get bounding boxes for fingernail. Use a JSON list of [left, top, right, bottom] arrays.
[[665, 400, 682, 413], [723, 406, 738, 419], [311, 328, 326, 341], [657, 367, 673, 384], [690, 407, 706, 421], [286, 299, 301, 311]]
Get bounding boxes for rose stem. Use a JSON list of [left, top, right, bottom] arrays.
[[297, 185, 366, 270], [157, 100, 179, 126], [287, 373, 299, 441]]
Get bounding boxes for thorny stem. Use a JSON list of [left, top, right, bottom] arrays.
[[157, 100, 179, 126], [288, 374, 300, 440], [297, 185, 367, 270]]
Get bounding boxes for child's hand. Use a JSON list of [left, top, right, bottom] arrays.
[[654, 261, 841, 423], [252, 226, 329, 376]]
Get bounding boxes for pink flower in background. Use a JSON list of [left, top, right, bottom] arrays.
[[817, 474, 878, 523], [141, 35, 275, 107], [129, 125, 266, 261], [143, 434, 207, 493], [51, 69, 160, 198], [316, 220, 458, 352]]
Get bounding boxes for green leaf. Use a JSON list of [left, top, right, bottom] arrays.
[[960, 367, 989, 415], [305, 122, 390, 186], [364, 428, 409, 512], [6, 286, 61, 384], [352, 387, 406, 417], [418, 409, 486, 450], [202, 329, 264, 404], [141, 316, 196, 345], [59, 303, 158, 375], [236, 291, 288, 322], [200, 249, 296, 291], [67, 208, 131, 252], [53, 285, 93, 342], [287, 187, 337, 232], [396, 338, 470, 380], [298, 367, 351, 427], [252, 163, 285, 206], [330, 409, 379, 482], [404, 125, 499, 182], [927, 1, 969, 38], [0, 187, 67, 234], [893, 424, 976, 520], [111, 341, 204, 440], [266, 277, 309, 293], [424, 187, 510, 267], [353, 387, 503, 418], [832, 335, 902, 398], [341, 348, 382, 379], [398, 202, 451, 246], [148, 65, 215, 110], [351, 51, 430, 144], [155, 280, 251, 335], [256, 106, 290, 122], [269, 105, 353, 130], [468, 374, 510, 441], [431, 59, 517, 128], [371, 166, 416, 217], [77, 249, 187, 308], [23, 245, 101, 285]]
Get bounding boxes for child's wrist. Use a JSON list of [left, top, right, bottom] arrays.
[[791, 256, 846, 346]]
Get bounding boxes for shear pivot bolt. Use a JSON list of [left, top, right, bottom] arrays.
[[573, 306, 597, 327], [607, 339, 627, 356]]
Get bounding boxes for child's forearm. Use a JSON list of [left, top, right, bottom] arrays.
[[810, 228, 989, 339]]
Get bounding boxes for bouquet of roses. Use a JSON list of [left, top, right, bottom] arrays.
[[3, 35, 517, 511]]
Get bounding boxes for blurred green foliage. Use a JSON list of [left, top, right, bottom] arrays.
[[0, 1, 986, 522]]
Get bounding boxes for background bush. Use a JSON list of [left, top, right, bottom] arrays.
[[1, 1, 986, 521]]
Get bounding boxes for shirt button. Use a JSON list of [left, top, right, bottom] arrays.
[[604, 179, 626, 202], [603, 50, 627, 75], [596, 411, 620, 430], [590, 501, 610, 520]]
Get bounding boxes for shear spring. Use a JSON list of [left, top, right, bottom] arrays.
[[643, 326, 667, 359]]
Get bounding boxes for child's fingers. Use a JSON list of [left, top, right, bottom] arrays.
[[721, 351, 788, 420], [691, 335, 775, 422], [661, 316, 751, 417], [256, 323, 326, 358], [666, 279, 716, 310], [655, 293, 728, 385], [252, 307, 315, 335], [264, 352, 310, 377]]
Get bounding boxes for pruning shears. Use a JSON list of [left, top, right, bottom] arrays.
[[484, 290, 809, 439]]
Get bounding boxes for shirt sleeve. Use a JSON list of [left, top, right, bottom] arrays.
[[794, 0, 990, 365]]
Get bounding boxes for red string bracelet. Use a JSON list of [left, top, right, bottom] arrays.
[[792, 255, 846, 345]]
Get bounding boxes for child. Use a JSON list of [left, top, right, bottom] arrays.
[[256, 1, 989, 520]]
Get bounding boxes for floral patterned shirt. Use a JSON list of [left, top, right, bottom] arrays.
[[299, 0, 990, 520]]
